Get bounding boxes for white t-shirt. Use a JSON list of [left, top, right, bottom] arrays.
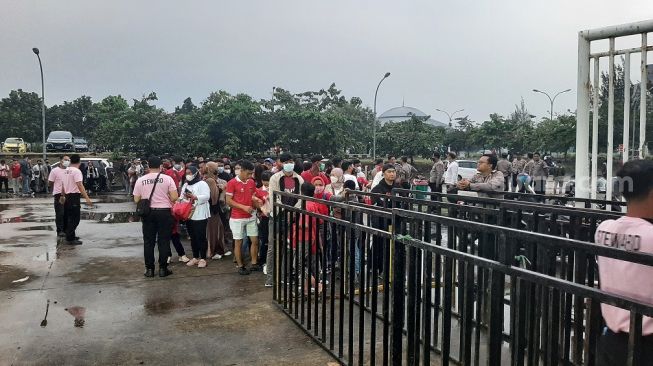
[[444, 160, 459, 185], [180, 180, 211, 220]]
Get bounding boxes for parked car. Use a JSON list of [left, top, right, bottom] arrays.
[[46, 131, 75, 152], [2, 137, 28, 153], [51, 157, 115, 192], [456, 160, 478, 180], [73, 137, 89, 152]]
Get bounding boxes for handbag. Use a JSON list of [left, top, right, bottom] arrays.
[[136, 173, 161, 217], [172, 200, 195, 221]]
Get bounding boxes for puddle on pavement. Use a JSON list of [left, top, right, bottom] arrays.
[[33, 249, 58, 262], [65, 257, 143, 284], [80, 211, 140, 223], [19, 225, 55, 232], [0, 264, 35, 290], [144, 296, 223, 316], [65, 306, 86, 328], [175, 305, 270, 332]]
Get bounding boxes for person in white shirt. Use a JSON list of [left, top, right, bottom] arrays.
[[180, 165, 211, 268], [443, 152, 459, 193], [342, 161, 358, 189]]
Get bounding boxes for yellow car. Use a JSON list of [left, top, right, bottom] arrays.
[[2, 137, 28, 153]]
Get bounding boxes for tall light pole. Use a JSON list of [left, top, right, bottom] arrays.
[[373, 72, 391, 161], [33, 48, 46, 162], [532, 88, 571, 121], [435, 108, 464, 127]]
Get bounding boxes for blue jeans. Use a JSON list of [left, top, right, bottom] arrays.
[[21, 174, 30, 194]]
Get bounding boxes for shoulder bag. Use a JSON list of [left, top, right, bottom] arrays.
[[136, 173, 161, 217]]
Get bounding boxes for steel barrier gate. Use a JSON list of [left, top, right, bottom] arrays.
[[575, 19, 652, 202]]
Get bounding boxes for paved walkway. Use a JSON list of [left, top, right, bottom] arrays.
[[0, 194, 333, 365]]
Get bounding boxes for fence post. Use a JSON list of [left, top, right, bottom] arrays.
[[390, 208, 406, 365]]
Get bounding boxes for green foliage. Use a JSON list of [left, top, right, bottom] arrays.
[[377, 115, 446, 158]]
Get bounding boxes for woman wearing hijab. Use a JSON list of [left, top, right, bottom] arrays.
[[204, 162, 230, 260], [325, 167, 346, 201], [179, 165, 211, 268]]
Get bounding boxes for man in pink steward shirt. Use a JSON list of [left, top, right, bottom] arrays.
[[594, 159, 653, 365], [133, 156, 179, 278], [48, 155, 70, 237], [61, 154, 93, 245]]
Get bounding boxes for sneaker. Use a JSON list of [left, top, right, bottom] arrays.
[[211, 254, 222, 260], [197, 259, 207, 268], [238, 266, 251, 275], [186, 258, 199, 266], [179, 255, 190, 263], [250, 264, 261, 272], [223, 251, 232, 257], [263, 264, 267, 275], [264, 277, 273, 287]]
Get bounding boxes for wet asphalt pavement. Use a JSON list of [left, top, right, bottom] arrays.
[[0, 193, 332, 366]]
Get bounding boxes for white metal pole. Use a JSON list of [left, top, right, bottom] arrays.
[[623, 52, 631, 163], [640, 33, 648, 158], [606, 38, 615, 210], [575, 33, 592, 202], [591, 57, 600, 200]]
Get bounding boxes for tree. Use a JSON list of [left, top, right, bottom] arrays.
[[0, 89, 43, 142], [377, 115, 446, 160]]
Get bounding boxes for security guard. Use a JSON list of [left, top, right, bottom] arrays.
[[133, 156, 179, 277]]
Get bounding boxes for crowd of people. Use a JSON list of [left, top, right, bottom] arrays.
[[6, 150, 569, 289], [0, 155, 114, 196]]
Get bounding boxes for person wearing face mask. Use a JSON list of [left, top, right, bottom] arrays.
[[325, 168, 346, 199], [164, 157, 185, 192], [266, 153, 304, 286], [300, 155, 329, 186], [179, 165, 212, 269], [48, 155, 70, 237]]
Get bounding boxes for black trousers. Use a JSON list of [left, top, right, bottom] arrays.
[[0, 177, 8, 193], [596, 329, 653, 366], [142, 209, 174, 269], [258, 216, 269, 264], [533, 178, 547, 195], [428, 182, 441, 200], [170, 233, 186, 256], [503, 176, 510, 192], [54, 194, 65, 234], [186, 219, 208, 259], [512, 174, 519, 192], [64, 193, 81, 241]]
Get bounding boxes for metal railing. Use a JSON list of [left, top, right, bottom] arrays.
[[271, 191, 653, 365]]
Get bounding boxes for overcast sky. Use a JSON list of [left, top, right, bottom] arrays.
[[1, 1, 651, 123]]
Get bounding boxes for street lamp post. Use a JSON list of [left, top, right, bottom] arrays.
[[373, 72, 391, 161], [32, 48, 46, 162], [435, 108, 464, 127], [532, 88, 571, 121]]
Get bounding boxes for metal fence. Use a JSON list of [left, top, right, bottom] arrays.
[[575, 20, 652, 202], [272, 191, 653, 365]]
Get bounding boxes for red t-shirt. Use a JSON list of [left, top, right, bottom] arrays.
[[165, 168, 183, 190], [282, 176, 297, 193], [300, 170, 329, 186], [225, 176, 257, 219], [11, 163, 21, 178]]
